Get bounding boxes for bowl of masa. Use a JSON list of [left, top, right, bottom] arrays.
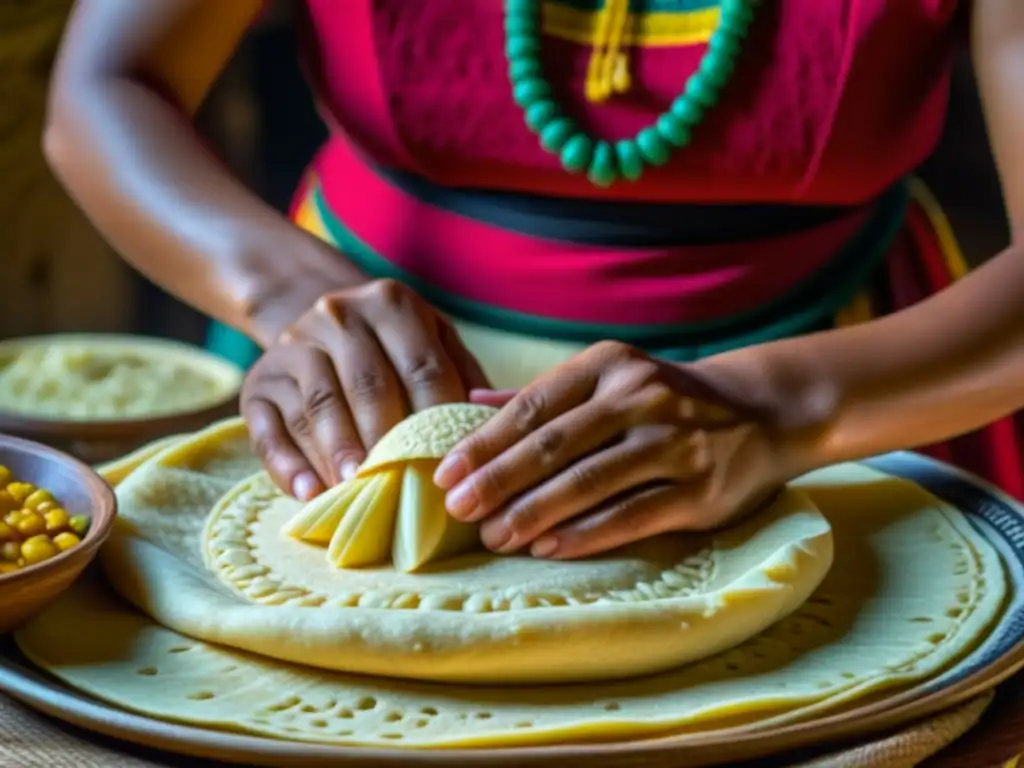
[[0, 334, 244, 464], [0, 434, 116, 633]]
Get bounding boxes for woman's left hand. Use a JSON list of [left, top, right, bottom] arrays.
[[432, 341, 803, 560]]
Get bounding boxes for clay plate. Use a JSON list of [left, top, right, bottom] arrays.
[[0, 334, 243, 463]]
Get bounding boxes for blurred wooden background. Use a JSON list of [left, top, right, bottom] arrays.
[[0, 1, 1008, 345]]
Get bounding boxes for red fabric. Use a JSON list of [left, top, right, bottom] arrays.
[[303, 0, 960, 205], [309, 139, 871, 326]]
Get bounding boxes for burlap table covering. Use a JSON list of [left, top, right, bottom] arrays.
[[0, 685, 1015, 768]]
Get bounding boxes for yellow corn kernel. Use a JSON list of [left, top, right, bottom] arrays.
[[34, 500, 56, 514], [52, 532, 81, 552], [15, 512, 45, 538], [6, 482, 34, 504], [43, 507, 69, 534], [23, 489, 54, 509], [1, 541, 21, 562], [0, 491, 18, 515], [0, 466, 10, 487], [21, 535, 59, 566], [68, 515, 91, 538], [0, 521, 15, 542]]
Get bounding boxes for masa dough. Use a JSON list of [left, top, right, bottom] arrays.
[[283, 405, 496, 572], [0, 335, 242, 421], [14, 436, 1008, 749], [99, 416, 834, 684]]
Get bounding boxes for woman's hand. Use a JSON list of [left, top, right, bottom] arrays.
[[242, 279, 489, 501], [433, 341, 803, 560]]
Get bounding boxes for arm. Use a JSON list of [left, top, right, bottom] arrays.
[[45, 0, 364, 346], [697, 0, 1024, 474]]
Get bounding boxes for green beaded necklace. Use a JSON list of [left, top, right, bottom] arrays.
[[504, 0, 758, 187]]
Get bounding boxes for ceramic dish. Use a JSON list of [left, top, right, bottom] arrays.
[[0, 435, 116, 632], [0, 334, 243, 463]]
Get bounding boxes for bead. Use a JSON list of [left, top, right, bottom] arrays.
[[503, 0, 755, 188], [587, 141, 618, 187], [509, 57, 543, 81], [671, 96, 704, 126], [636, 128, 671, 166], [684, 74, 719, 109], [710, 30, 741, 58], [506, 36, 541, 59], [540, 118, 575, 152], [700, 49, 735, 89], [504, 15, 538, 37], [513, 77, 552, 106], [504, 0, 535, 15], [615, 140, 645, 182], [655, 113, 692, 148], [560, 134, 594, 173], [525, 100, 560, 131]]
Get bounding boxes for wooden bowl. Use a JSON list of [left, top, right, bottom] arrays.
[[0, 435, 116, 633], [0, 334, 244, 464]]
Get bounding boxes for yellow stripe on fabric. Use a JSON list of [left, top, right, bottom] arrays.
[[834, 290, 875, 328], [908, 176, 970, 280], [294, 187, 331, 242], [543, 4, 719, 46]]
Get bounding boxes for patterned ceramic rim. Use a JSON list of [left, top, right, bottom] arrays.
[[864, 452, 1024, 693]]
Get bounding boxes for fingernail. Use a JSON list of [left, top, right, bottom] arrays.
[[445, 481, 478, 518], [482, 524, 514, 553], [292, 471, 322, 501], [340, 459, 360, 482], [434, 452, 469, 489], [531, 536, 558, 558]]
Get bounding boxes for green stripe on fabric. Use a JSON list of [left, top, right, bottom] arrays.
[[313, 183, 908, 360]]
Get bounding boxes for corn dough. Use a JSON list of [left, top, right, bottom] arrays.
[[98, 415, 834, 684], [15, 436, 1007, 749], [0, 334, 242, 421]]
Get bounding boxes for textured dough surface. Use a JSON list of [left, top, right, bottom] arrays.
[[16, 458, 1007, 749], [100, 417, 834, 684], [284, 405, 498, 572], [0, 334, 241, 420]]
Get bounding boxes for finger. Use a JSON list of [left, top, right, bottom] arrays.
[[243, 395, 323, 501], [446, 398, 627, 523], [437, 319, 491, 391], [309, 308, 407, 450], [469, 388, 518, 407], [294, 347, 365, 483], [479, 425, 700, 552], [434, 357, 601, 489], [532, 484, 694, 560], [258, 374, 337, 494], [361, 287, 467, 411]]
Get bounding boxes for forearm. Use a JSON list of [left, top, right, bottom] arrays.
[[44, 74, 362, 346], [700, 247, 1024, 474]]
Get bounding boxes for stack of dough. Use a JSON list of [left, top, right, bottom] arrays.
[[12, 407, 1008, 749]]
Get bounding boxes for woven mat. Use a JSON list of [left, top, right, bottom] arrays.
[[0, 689, 1002, 768]]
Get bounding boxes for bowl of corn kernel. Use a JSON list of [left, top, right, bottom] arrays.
[[0, 434, 116, 633], [0, 334, 244, 464]]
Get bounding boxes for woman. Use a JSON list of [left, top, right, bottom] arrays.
[[46, 0, 1024, 560]]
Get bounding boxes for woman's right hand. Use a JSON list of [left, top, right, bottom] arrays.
[[241, 279, 489, 501]]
